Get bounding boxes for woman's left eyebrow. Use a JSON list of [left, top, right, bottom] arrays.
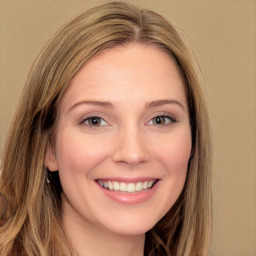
[[145, 99, 185, 110]]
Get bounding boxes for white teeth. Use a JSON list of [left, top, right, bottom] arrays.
[[135, 182, 143, 191], [148, 180, 153, 188], [113, 181, 120, 191], [120, 182, 126, 192], [142, 181, 148, 189], [127, 183, 136, 193], [103, 181, 108, 188], [97, 179, 156, 193], [108, 181, 113, 190]]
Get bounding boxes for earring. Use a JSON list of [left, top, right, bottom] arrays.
[[46, 170, 52, 184]]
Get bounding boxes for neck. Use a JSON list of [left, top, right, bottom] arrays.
[[62, 200, 145, 256]]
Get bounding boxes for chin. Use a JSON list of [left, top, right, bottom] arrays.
[[95, 211, 163, 236], [104, 223, 153, 236]]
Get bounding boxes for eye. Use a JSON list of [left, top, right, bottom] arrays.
[[83, 116, 109, 127], [148, 115, 176, 126]]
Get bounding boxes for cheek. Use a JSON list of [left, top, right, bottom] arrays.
[[157, 129, 192, 173], [158, 128, 191, 189], [155, 130, 191, 214], [55, 128, 112, 176]]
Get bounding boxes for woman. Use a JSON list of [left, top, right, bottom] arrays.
[[0, 2, 212, 255]]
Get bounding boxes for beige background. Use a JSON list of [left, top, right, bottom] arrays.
[[0, 0, 255, 255]]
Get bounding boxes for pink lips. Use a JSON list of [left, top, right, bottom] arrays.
[[96, 179, 159, 204]]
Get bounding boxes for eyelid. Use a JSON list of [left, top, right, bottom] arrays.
[[146, 112, 176, 125], [78, 111, 108, 122], [161, 112, 176, 122], [80, 114, 110, 127]]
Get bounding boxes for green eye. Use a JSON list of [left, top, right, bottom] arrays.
[[83, 117, 108, 126]]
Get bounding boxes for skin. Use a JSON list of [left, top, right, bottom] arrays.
[[45, 43, 192, 256]]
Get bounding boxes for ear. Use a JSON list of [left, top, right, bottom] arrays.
[[44, 144, 59, 171]]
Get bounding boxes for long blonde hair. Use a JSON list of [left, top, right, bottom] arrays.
[[0, 2, 212, 255]]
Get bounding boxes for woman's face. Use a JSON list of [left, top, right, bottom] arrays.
[[45, 43, 191, 236]]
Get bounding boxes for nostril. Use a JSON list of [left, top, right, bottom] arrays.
[[112, 152, 150, 165], [111, 147, 150, 165], [111, 130, 150, 165]]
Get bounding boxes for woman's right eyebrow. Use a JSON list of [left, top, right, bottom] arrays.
[[68, 100, 114, 113]]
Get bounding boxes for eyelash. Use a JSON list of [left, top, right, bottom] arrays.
[[81, 115, 108, 127], [80, 113, 176, 127], [147, 114, 176, 126]]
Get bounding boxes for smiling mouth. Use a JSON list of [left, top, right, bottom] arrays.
[[96, 179, 158, 193]]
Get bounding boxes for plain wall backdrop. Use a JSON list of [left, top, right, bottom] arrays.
[[0, 0, 255, 255]]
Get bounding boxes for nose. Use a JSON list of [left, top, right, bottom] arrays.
[[111, 126, 150, 166]]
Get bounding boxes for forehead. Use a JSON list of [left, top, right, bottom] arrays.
[[61, 43, 187, 110]]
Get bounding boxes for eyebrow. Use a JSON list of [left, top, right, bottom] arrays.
[[68, 99, 185, 112], [145, 99, 185, 110], [68, 100, 114, 112]]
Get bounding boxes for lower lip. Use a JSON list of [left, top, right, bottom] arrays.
[[96, 181, 159, 204]]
